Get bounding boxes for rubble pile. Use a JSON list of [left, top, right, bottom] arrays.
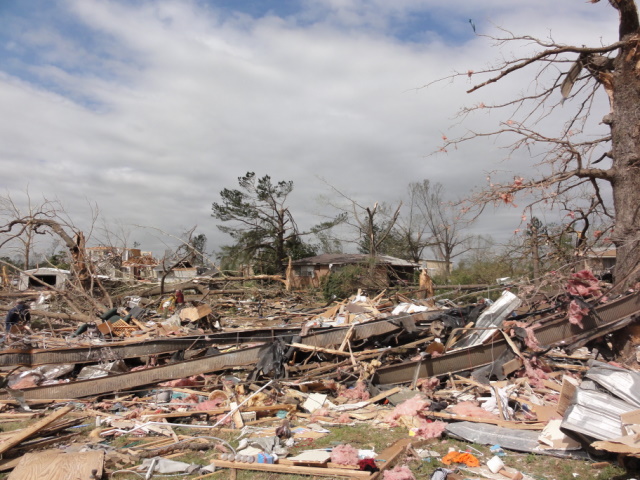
[[0, 272, 638, 480]]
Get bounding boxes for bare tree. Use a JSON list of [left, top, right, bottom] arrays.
[[0, 193, 109, 313], [392, 183, 433, 263], [0, 191, 51, 268], [411, 180, 473, 278], [431, 0, 640, 288], [321, 181, 402, 258]]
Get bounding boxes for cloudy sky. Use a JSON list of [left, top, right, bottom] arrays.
[[0, 0, 618, 261]]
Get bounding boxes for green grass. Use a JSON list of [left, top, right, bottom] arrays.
[[0, 421, 31, 433], [0, 416, 635, 480]]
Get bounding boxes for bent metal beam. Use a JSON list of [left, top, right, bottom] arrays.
[[374, 291, 640, 384], [0, 316, 408, 400]]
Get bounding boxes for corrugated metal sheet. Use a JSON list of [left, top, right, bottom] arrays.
[[452, 290, 521, 349], [561, 388, 637, 441], [585, 360, 640, 408]]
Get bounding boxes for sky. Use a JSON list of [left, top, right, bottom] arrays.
[[0, 0, 619, 262]]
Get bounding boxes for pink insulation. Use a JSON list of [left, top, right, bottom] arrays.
[[195, 399, 226, 411], [339, 381, 370, 401], [449, 401, 499, 419], [382, 465, 416, 480], [566, 270, 601, 297], [330, 444, 359, 465], [523, 358, 549, 388], [322, 379, 339, 392], [385, 395, 430, 424], [568, 300, 588, 329], [412, 420, 447, 439], [506, 321, 542, 351], [310, 407, 332, 422], [9, 375, 40, 390], [159, 375, 205, 387], [335, 412, 352, 423], [416, 377, 440, 393]]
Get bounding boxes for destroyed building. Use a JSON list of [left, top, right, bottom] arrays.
[[290, 254, 419, 289], [87, 246, 158, 281]]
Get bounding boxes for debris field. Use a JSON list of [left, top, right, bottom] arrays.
[[0, 270, 638, 480]]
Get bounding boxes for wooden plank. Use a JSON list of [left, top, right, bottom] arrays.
[[0, 406, 72, 456], [338, 325, 355, 352], [278, 459, 359, 470], [230, 402, 244, 429], [426, 411, 545, 430], [543, 379, 562, 393], [369, 438, 412, 480], [7, 449, 104, 480], [142, 403, 295, 420], [366, 387, 401, 405], [500, 330, 524, 359], [621, 409, 640, 425], [211, 459, 372, 478], [0, 457, 22, 473], [289, 342, 378, 357], [502, 357, 524, 376], [557, 375, 579, 416], [0, 413, 37, 420]]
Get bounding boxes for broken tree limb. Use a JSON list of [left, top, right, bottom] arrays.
[[136, 280, 209, 297]]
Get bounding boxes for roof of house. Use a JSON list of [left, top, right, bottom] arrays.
[[21, 268, 71, 275], [291, 253, 419, 268]]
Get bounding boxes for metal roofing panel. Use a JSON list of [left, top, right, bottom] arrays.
[[561, 388, 636, 440], [585, 360, 640, 408]]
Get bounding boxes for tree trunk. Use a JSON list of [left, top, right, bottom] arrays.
[[275, 211, 286, 274], [530, 224, 540, 285], [610, 8, 640, 288]]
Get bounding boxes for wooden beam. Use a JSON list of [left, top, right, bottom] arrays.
[[425, 411, 545, 430], [366, 387, 401, 405], [289, 342, 378, 357], [142, 404, 295, 421], [210, 459, 372, 478], [369, 438, 412, 480], [0, 406, 73, 456]]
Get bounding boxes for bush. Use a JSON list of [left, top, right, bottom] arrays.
[[322, 265, 365, 301], [321, 264, 387, 301]]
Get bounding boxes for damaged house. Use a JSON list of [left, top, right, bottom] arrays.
[[583, 247, 616, 280], [87, 247, 158, 281], [18, 267, 70, 291], [154, 259, 198, 284], [289, 254, 419, 289]]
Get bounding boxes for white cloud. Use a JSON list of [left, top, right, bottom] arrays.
[[0, 0, 618, 260]]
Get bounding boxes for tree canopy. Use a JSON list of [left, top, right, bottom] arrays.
[[212, 172, 343, 274]]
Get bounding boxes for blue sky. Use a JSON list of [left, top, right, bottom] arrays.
[[0, 0, 618, 262]]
